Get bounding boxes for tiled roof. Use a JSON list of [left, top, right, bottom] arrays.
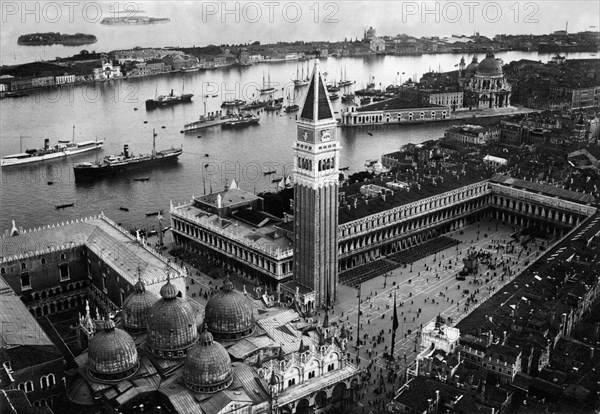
[[490, 173, 596, 204], [0, 215, 187, 289]]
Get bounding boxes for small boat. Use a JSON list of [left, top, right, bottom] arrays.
[[329, 93, 339, 101], [340, 166, 349, 171], [212, 94, 219, 98], [146, 209, 164, 217], [47, 181, 54, 185], [134, 108, 138, 111], [367, 131, 373, 136], [133, 177, 150, 181], [119, 207, 129, 212], [240, 100, 267, 110], [144, 121, 148, 124], [265, 101, 282, 111], [285, 104, 299, 113], [263, 170, 276, 176], [221, 99, 246, 108], [55, 203, 74, 209], [272, 177, 282, 183], [221, 114, 260, 128], [205, 154, 209, 157]]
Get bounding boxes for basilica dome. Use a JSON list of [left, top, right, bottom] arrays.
[[183, 326, 233, 393], [147, 276, 198, 359], [204, 277, 255, 341], [87, 319, 139, 382], [476, 52, 503, 77], [465, 56, 479, 73], [122, 277, 158, 334]]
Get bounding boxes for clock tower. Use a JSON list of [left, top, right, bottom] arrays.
[[292, 60, 340, 309]]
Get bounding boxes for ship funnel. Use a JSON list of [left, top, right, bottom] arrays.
[[44, 139, 50, 150], [123, 144, 129, 158]]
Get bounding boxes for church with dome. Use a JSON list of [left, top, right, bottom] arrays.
[[65, 60, 360, 414], [67, 270, 358, 414], [460, 50, 512, 110]]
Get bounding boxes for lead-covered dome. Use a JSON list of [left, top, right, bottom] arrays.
[[204, 277, 255, 341], [476, 51, 503, 77], [183, 326, 233, 393], [122, 276, 158, 334], [147, 275, 197, 359], [466, 56, 479, 72], [87, 319, 139, 382]]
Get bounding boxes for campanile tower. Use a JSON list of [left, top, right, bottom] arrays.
[[293, 60, 339, 309]]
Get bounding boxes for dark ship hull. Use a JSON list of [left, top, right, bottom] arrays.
[[74, 148, 182, 180], [145, 94, 193, 110]]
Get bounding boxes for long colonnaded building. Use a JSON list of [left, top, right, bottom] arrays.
[[170, 171, 597, 298]]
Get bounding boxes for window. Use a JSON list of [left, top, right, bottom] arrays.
[[308, 371, 315, 379], [20, 273, 31, 290], [287, 378, 296, 387], [41, 258, 46, 265], [328, 363, 335, 372], [25, 381, 34, 392], [60, 253, 66, 260], [102, 273, 107, 292], [0, 267, 4, 275], [21, 262, 26, 270], [59, 263, 70, 281]]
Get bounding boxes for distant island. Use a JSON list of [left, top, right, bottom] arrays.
[[17, 32, 97, 46], [100, 16, 170, 25]]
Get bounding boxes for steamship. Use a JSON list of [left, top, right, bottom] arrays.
[[73, 130, 182, 180], [1, 137, 103, 167]]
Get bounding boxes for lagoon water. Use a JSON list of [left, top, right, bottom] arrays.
[[0, 51, 592, 232]]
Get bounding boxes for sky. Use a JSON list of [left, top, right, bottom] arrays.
[[0, 0, 598, 63]]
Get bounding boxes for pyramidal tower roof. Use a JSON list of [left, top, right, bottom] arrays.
[[300, 60, 334, 122]]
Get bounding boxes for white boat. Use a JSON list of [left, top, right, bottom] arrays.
[[1, 139, 104, 167]]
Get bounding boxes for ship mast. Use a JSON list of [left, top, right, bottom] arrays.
[[72, 125, 75, 143], [152, 128, 157, 157], [19, 134, 22, 153]]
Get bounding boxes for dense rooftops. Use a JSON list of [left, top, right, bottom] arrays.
[[357, 97, 442, 112], [490, 173, 596, 204]]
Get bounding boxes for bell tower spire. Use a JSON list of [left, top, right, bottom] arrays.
[[291, 60, 340, 310]]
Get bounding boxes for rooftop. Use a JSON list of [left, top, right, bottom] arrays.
[[490, 174, 596, 205], [357, 97, 442, 112], [194, 188, 262, 210], [1, 214, 186, 289], [171, 203, 293, 259]]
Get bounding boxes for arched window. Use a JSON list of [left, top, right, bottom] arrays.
[[60, 253, 66, 261], [41, 258, 46, 265], [26, 381, 34, 392], [48, 373, 55, 387], [40, 376, 48, 389], [21, 263, 26, 270], [0, 267, 5, 275]]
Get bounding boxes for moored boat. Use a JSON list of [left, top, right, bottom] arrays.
[[221, 114, 260, 128], [73, 130, 182, 180], [145, 85, 193, 110], [1, 134, 103, 167]]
